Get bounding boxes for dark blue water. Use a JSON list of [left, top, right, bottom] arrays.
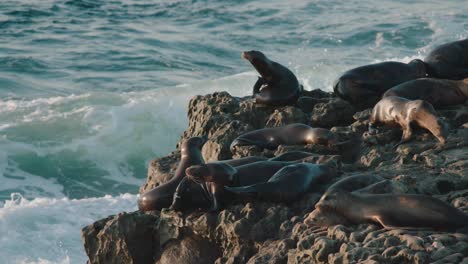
[[0, 0, 466, 263]]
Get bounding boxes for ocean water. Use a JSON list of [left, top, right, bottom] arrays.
[[0, 0, 466, 263]]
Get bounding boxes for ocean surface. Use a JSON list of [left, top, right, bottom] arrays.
[[0, 0, 466, 263]]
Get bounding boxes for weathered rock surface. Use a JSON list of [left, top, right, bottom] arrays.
[[83, 91, 468, 264]]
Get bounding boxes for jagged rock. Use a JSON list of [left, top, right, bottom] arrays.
[[201, 120, 252, 161], [310, 98, 356, 128], [158, 235, 220, 264], [265, 106, 307, 128], [81, 211, 159, 264], [296, 97, 330, 113]]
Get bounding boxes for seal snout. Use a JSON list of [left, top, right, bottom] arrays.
[[241, 51, 249, 60]]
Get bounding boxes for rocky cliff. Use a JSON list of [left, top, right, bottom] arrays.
[[82, 90, 468, 264]]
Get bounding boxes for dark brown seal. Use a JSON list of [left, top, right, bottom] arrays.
[[216, 156, 268, 167], [313, 190, 468, 230], [225, 163, 336, 203], [242, 50, 302, 106], [138, 137, 206, 211], [327, 174, 385, 192], [383, 78, 468, 108], [369, 96, 448, 147], [424, 38, 468, 80], [333, 60, 427, 109], [230, 123, 338, 150], [173, 161, 294, 211]]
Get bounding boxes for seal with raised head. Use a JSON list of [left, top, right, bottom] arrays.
[[424, 38, 468, 80], [383, 78, 468, 108], [242, 50, 302, 106], [333, 60, 427, 109], [313, 190, 468, 230], [172, 160, 295, 211], [138, 136, 206, 211], [369, 96, 448, 147], [230, 123, 338, 150]]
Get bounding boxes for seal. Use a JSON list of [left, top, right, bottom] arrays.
[[383, 78, 468, 108], [269, 151, 317, 162], [138, 136, 206, 211], [174, 160, 295, 211], [230, 123, 338, 150], [304, 208, 350, 227], [242, 50, 302, 106], [216, 156, 268, 167], [327, 174, 385, 192], [369, 96, 448, 147], [333, 60, 427, 109], [314, 190, 468, 230], [424, 38, 468, 80], [225, 163, 336, 203]]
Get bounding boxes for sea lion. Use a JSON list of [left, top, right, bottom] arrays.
[[327, 174, 385, 192], [424, 38, 468, 80], [174, 160, 295, 211], [242, 50, 302, 106], [383, 78, 468, 108], [304, 208, 350, 227], [230, 123, 338, 150], [314, 190, 468, 230], [217, 156, 268, 167], [333, 60, 427, 109], [269, 151, 318, 162], [138, 137, 206, 211], [225, 163, 336, 203], [369, 96, 448, 147]]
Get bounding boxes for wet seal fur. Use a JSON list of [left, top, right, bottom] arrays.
[[424, 38, 468, 80], [333, 60, 427, 110], [383, 78, 468, 108], [138, 137, 206, 211], [173, 160, 294, 211], [225, 163, 336, 203], [369, 96, 448, 148], [308, 190, 468, 230], [242, 50, 302, 106], [230, 123, 338, 150]]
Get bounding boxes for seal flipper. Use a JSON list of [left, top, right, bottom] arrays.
[[253, 77, 267, 94]]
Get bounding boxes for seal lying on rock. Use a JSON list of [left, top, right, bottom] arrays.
[[138, 137, 206, 211], [424, 38, 468, 80], [172, 161, 295, 211], [327, 174, 385, 192], [309, 190, 468, 230], [225, 163, 336, 203], [183, 162, 336, 211], [230, 123, 338, 150], [333, 60, 427, 110], [383, 78, 468, 108], [369, 96, 448, 147], [242, 50, 302, 106]]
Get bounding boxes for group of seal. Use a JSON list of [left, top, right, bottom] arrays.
[[138, 40, 468, 231], [334, 38, 468, 109]]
